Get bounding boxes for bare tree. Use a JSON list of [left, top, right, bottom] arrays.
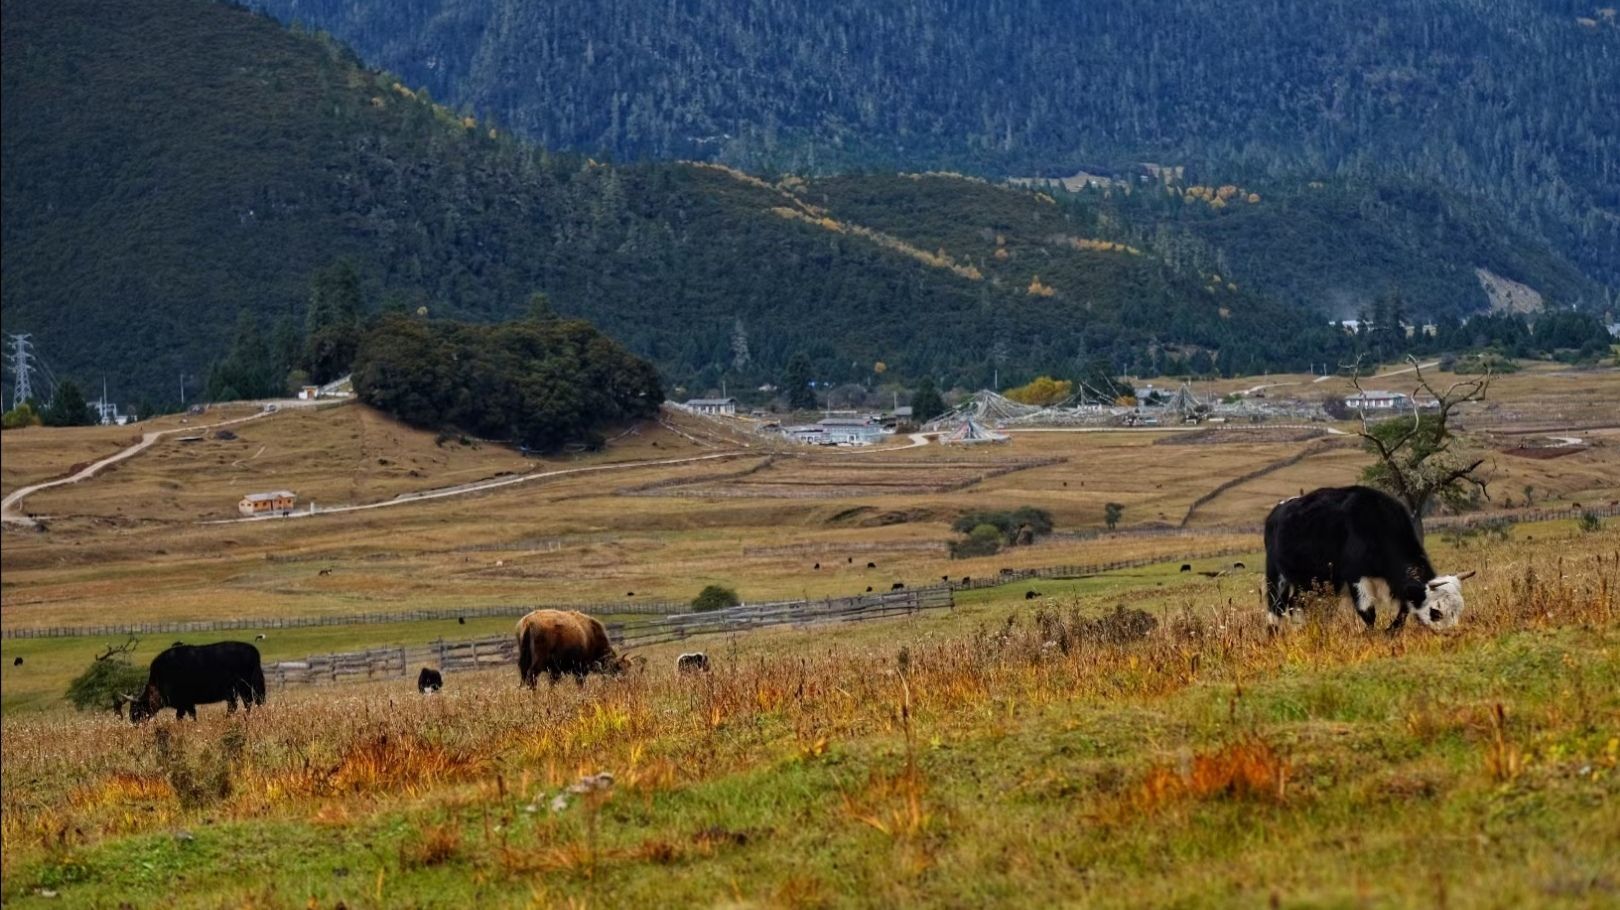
[[1348, 355, 1491, 535]]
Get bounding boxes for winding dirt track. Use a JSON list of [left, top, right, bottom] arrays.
[[1, 406, 294, 527]]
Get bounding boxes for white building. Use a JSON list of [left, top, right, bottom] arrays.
[[816, 416, 887, 445], [1345, 390, 1411, 410], [684, 397, 737, 416]]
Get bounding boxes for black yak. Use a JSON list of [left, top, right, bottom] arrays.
[[127, 642, 265, 722]]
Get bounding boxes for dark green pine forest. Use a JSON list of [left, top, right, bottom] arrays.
[[1, 0, 1614, 406], [251, 0, 1620, 289]]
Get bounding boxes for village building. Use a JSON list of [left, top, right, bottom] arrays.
[[238, 490, 297, 517], [297, 385, 321, 401], [816, 416, 887, 445], [1345, 390, 1411, 411], [684, 397, 737, 416]]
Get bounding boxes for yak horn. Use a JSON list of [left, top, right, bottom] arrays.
[[1456, 570, 1477, 581]]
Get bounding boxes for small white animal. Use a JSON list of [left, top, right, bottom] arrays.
[[676, 652, 710, 674]]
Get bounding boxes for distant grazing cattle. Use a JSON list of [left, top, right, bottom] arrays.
[[1233, 562, 1246, 570], [417, 668, 443, 693], [891, 582, 905, 591], [318, 568, 332, 576], [867, 562, 877, 569], [12, 657, 22, 666], [866, 586, 873, 592], [458, 617, 466, 625], [1180, 564, 1192, 573], [627, 592, 635, 597], [1264, 485, 1473, 631], [1025, 590, 1041, 600], [254, 634, 266, 641], [127, 642, 265, 722], [847, 557, 853, 564], [961, 576, 971, 585], [999, 568, 1015, 576], [515, 609, 630, 687], [676, 652, 710, 674], [813, 562, 820, 570]]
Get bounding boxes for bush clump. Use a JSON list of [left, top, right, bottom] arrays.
[[65, 641, 147, 713], [949, 506, 1053, 558], [692, 585, 741, 612]]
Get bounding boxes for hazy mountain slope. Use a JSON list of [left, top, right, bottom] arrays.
[[0, 0, 1341, 402], [250, 0, 1620, 288]]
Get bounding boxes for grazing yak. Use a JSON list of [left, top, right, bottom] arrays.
[[127, 641, 265, 722], [417, 668, 443, 693], [676, 652, 711, 674], [1264, 486, 1473, 631], [515, 609, 631, 687]]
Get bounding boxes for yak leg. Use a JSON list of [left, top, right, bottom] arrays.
[[548, 668, 562, 686], [1388, 601, 1411, 632], [226, 694, 239, 714], [1349, 579, 1379, 628]]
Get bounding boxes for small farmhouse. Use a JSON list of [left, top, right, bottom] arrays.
[[297, 386, 321, 401], [1345, 390, 1411, 411], [239, 490, 297, 517], [684, 397, 737, 416]]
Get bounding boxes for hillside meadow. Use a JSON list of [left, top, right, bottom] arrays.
[[1, 524, 1615, 907]]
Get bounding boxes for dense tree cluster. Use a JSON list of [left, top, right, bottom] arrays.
[[350, 312, 663, 450]]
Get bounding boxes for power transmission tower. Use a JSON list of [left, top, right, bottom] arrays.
[[7, 334, 34, 411]]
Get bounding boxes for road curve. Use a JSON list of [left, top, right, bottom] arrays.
[[1, 406, 296, 527], [201, 450, 750, 524]]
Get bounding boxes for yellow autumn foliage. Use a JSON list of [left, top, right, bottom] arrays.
[[1004, 376, 1073, 406]]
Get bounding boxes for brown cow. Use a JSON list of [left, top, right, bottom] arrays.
[[515, 610, 631, 688]]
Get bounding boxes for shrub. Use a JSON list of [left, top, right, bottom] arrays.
[[1579, 511, 1603, 534], [950, 523, 1004, 559], [65, 641, 147, 713], [692, 585, 741, 611]]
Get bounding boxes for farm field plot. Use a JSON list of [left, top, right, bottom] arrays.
[[633, 456, 1059, 499]]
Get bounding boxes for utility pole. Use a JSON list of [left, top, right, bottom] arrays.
[[7, 334, 35, 411]]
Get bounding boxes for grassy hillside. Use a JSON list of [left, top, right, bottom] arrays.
[[3, 0, 1605, 407]]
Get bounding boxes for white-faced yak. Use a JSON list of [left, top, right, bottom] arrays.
[[1264, 485, 1473, 631]]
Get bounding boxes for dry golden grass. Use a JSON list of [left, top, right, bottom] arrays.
[[2, 528, 1614, 906]]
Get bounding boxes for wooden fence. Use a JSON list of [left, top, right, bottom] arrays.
[[268, 586, 954, 688]]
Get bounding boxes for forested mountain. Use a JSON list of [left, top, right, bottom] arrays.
[[1, 0, 1610, 406], [250, 0, 1620, 290]]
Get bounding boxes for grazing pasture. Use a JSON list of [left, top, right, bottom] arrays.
[[2, 366, 1617, 906]]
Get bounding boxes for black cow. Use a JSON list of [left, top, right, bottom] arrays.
[[867, 562, 878, 569], [1180, 564, 1192, 573], [1025, 590, 1041, 600], [127, 642, 265, 722], [891, 582, 905, 591], [1264, 486, 1473, 631], [417, 668, 443, 693]]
